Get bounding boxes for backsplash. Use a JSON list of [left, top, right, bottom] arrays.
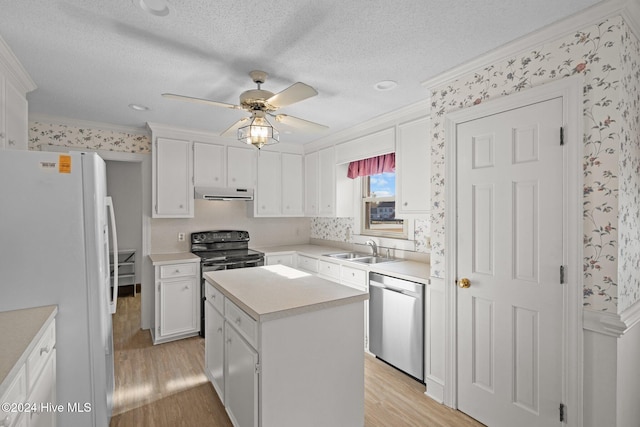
[[310, 217, 431, 254], [29, 121, 150, 153], [429, 15, 639, 313]]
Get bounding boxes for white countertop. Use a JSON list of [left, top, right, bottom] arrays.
[[205, 265, 369, 322], [0, 305, 57, 396], [255, 244, 430, 285], [149, 252, 201, 265]]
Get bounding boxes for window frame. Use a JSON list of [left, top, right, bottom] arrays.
[[360, 174, 408, 239]]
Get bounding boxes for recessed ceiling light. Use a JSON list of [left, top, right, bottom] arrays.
[[374, 80, 398, 91], [129, 103, 150, 111], [135, 0, 170, 17]]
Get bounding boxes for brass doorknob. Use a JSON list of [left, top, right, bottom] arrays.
[[458, 278, 471, 288]]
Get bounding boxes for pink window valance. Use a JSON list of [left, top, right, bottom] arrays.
[[347, 153, 395, 179]]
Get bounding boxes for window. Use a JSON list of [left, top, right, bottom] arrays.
[[361, 172, 407, 238]]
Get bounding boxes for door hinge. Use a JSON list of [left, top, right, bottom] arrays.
[[255, 363, 261, 374], [560, 265, 565, 284], [157, 284, 161, 292], [559, 402, 565, 422], [560, 127, 564, 146]]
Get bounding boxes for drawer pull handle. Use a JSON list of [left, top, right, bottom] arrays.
[[1, 415, 12, 427], [211, 294, 216, 299], [40, 345, 51, 356], [235, 317, 241, 325], [175, 269, 180, 273], [217, 327, 223, 334], [227, 338, 232, 344]]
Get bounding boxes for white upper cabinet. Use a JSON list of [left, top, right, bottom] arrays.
[[194, 142, 225, 187], [281, 153, 304, 216], [318, 146, 336, 217], [255, 150, 281, 216], [0, 37, 36, 151], [253, 151, 304, 217], [396, 116, 431, 215], [152, 137, 194, 218], [304, 151, 319, 216], [227, 146, 256, 189]]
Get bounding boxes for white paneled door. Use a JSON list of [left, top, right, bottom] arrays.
[[456, 97, 564, 426]]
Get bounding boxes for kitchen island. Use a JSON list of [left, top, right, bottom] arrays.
[[204, 264, 368, 427]]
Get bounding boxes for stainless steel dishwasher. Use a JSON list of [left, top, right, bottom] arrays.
[[368, 272, 424, 382]]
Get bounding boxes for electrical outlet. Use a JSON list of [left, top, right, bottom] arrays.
[[178, 232, 185, 242]]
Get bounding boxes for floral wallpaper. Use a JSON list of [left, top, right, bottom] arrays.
[[311, 217, 431, 254], [617, 24, 640, 313], [429, 16, 638, 313], [29, 121, 150, 153]]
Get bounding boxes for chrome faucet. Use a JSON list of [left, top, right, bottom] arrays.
[[366, 240, 378, 257]]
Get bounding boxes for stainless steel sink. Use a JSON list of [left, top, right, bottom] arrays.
[[325, 252, 370, 259], [350, 256, 396, 264], [324, 252, 397, 264]]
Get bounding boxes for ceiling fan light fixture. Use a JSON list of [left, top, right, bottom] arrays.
[[238, 114, 279, 150]]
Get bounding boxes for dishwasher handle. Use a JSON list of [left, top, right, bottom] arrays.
[[369, 280, 421, 298], [369, 272, 424, 296]]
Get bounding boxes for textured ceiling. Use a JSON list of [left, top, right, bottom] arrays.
[[0, 0, 602, 144]]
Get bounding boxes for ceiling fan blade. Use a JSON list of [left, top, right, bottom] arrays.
[[274, 114, 328, 132], [221, 117, 250, 136], [267, 82, 318, 109], [162, 93, 241, 110]]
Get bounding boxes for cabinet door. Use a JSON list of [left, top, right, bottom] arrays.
[[153, 137, 194, 218], [397, 116, 431, 214], [227, 146, 256, 189], [28, 349, 56, 427], [255, 150, 281, 216], [205, 302, 225, 401], [225, 324, 258, 427], [194, 142, 225, 187], [4, 80, 28, 150], [159, 277, 198, 336], [281, 153, 304, 216], [318, 147, 335, 216], [304, 151, 319, 216]]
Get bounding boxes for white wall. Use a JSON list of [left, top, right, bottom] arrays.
[[151, 200, 311, 253]]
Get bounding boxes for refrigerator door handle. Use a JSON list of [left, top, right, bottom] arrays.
[[106, 196, 119, 314]]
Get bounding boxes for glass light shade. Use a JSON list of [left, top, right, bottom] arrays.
[[238, 116, 280, 149]]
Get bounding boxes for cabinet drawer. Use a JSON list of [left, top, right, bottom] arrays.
[[0, 365, 26, 427], [296, 255, 318, 273], [26, 319, 56, 389], [160, 263, 197, 279], [318, 259, 340, 280], [224, 299, 257, 348], [340, 265, 367, 289], [205, 283, 225, 314], [266, 254, 294, 267]]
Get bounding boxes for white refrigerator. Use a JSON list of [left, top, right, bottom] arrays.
[[0, 150, 119, 427]]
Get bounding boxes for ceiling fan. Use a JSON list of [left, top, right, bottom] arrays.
[[162, 70, 328, 148]]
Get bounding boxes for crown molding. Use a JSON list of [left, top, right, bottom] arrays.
[[303, 99, 430, 153], [583, 299, 640, 338], [30, 114, 149, 135], [421, 0, 629, 91], [0, 35, 37, 94], [621, 0, 640, 38]]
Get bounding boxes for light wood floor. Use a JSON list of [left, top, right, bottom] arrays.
[[110, 295, 484, 427]]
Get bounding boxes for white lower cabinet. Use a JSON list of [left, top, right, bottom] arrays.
[[0, 309, 56, 427], [27, 349, 56, 427], [224, 323, 258, 427], [153, 260, 201, 344], [205, 301, 225, 400]]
